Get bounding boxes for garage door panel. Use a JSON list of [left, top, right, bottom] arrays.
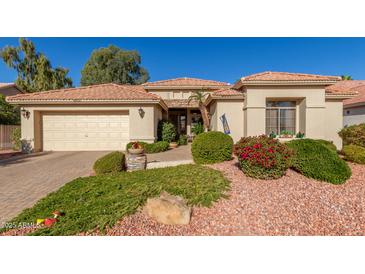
[[42, 113, 129, 151]]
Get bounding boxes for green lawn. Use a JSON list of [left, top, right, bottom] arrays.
[[2, 164, 229, 236]]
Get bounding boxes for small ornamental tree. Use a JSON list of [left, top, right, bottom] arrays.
[[234, 135, 294, 179], [162, 121, 176, 143]]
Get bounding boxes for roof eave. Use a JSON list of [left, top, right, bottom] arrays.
[[234, 80, 340, 88], [143, 85, 230, 90]]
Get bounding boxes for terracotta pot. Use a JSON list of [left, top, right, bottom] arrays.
[[169, 142, 178, 149], [128, 148, 144, 155]]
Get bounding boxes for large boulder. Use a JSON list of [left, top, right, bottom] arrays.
[[143, 192, 191, 225]]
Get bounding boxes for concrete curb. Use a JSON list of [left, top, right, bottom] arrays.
[[147, 160, 194, 169]]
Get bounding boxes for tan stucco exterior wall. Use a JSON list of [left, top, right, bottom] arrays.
[[209, 85, 344, 149], [324, 100, 343, 148], [19, 104, 160, 152], [210, 99, 244, 142]]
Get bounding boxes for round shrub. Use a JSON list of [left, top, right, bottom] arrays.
[[342, 144, 365, 164], [314, 139, 337, 152], [339, 124, 365, 147], [234, 135, 293, 179], [286, 139, 351, 184], [191, 131, 233, 164], [93, 151, 125, 175], [126, 141, 169, 154]]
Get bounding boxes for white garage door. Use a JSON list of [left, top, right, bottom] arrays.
[[42, 113, 129, 151]]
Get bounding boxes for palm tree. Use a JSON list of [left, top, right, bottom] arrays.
[[341, 75, 353, 80], [188, 90, 210, 130]]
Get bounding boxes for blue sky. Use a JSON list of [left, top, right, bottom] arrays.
[[0, 38, 364, 86]]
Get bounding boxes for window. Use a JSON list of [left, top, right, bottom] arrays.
[[266, 101, 296, 135]]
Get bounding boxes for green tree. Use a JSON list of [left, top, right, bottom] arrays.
[[80, 45, 149, 86], [188, 90, 210, 130], [0, 94, 20, 125], [341, 75, 353, 80], [0, 38, 72, 92]]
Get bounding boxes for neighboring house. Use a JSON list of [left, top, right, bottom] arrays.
[[0, 83, 24, 96], [6, 71, 355, 152], [327, 80, 365, 127]]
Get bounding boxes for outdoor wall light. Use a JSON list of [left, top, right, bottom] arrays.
[[21, 107, 30, 119], [138, 107, 145, 118]]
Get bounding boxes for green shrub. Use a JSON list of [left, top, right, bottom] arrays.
[[10, 127, 21, 151], [192, 131, 233, 164], [126, 141, 169, 154], [162, 121, 176, 143], [234, 135, 294, 179], [342, 145, 365, 164], [177, 134, 188, 145], [93, 151, 125, 175], [192, 122, 204, 136], [286, 139, 351, 184], [314, 139, 337, 152], [339, 124, 365, 147]]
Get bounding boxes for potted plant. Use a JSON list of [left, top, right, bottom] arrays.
[[161, 121, 177, 149], [295, 132, 305, 139], [280, 130, 294, 138], [128, 141, 144, 154]]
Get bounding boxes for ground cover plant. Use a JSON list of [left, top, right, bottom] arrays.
[[93, 151, 125, 175], [314, 139, 337, 152], [126, 141, 169, 153], [287, 139, 351, 184], [234, 135, 293, 179], [342, 144, 365, 164], [0, 165, 230, 236], [191, 131, 233, 164]]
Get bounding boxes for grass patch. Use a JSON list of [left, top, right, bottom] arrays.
[[1, 165, 229, 236]]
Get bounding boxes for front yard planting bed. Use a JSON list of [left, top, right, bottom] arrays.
[[0, 165, 229, 236]]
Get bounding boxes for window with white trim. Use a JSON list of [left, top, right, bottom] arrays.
[[266, 101, 296, 135]]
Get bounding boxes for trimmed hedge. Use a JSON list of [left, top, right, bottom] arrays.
[[93, 151, 126, 175], [338, 124, 365, 147], [234, 135, 293, 180], [342, 144, 365, 164], [286, 139, 351, 184], [314, 139, 337, 152], [192, 131, 233, 164], [126, 141, 169, 154]]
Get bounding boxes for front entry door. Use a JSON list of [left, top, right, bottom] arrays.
[[168, 109, 187, 135]]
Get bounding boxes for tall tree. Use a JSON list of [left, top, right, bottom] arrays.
[[0, 94, 20, 125], [80, 45, 149, 86], [341, 75, 353, 80], [0, 38, 73, 92], [188, 90, 210, 130]]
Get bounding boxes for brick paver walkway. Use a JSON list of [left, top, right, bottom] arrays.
[[0, 151, 108, 225], [146, 143, 192, 163]]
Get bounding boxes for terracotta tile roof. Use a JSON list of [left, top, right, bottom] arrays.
[[326, 80, 365, 97], [240, 71, 341, 82], [6, 83, 160, 102], [164, 99, 199, 108], [213, 88, 242, 96], [143, 77, 230, 87]]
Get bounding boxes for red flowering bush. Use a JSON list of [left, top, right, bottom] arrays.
[[234, 135, 294, 179]]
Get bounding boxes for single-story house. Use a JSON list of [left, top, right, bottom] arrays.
[[0, 83, 24, 96], [327, 80, 365, 127], [6, 71, 355, 152]]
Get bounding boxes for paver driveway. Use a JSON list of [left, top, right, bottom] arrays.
[[0, 151, 109, 225]]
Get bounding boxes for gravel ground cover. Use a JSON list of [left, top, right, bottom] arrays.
[[83, 159, 365, 236], [2, 159, 365, 236]]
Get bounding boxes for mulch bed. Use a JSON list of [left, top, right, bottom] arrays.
[[3, 159, 365, 236]]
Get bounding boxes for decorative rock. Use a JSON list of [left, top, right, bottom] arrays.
[[143, 191, 191, 225], [126, 153, 147, 171]]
